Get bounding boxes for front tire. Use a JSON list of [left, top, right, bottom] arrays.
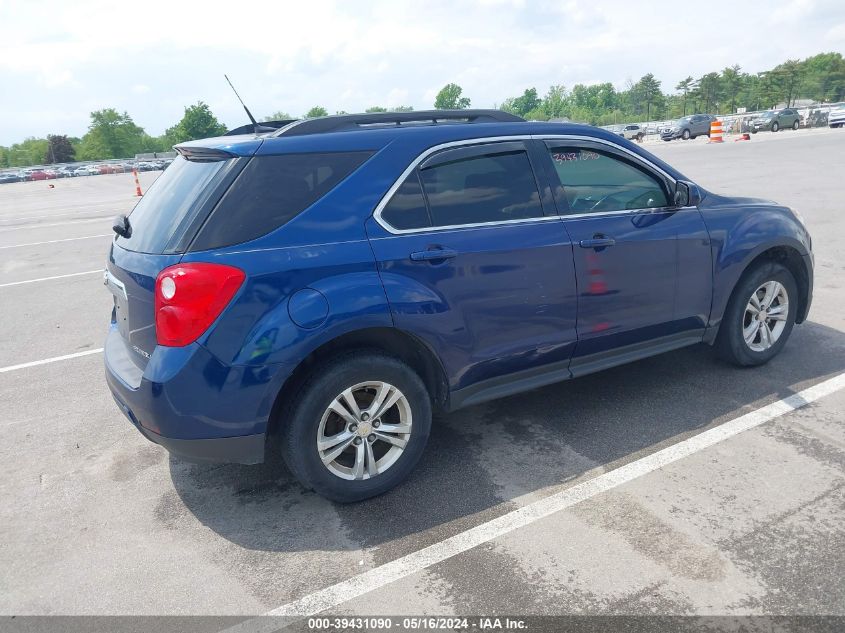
[[682, 129, 691, 140], [715, 262, 798, 367], [280, 351, 432, 502], [772, 122, 779, 132]]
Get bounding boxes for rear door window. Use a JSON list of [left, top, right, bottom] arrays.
[[117, 156, 226, 254], [190, 151, 373, 251], [418, 149, 543, 227]]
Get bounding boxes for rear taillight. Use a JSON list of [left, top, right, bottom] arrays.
[[155, 263, 245, 347]]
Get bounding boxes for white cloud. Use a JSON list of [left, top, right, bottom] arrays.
[[0, 0, 843, 143]]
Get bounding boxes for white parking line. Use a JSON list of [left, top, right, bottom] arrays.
[[0, 270, 102, 288], [0, 348, 103, 374], [0, 218, 108, 232], [0, 234, 112, 250], [223, 371, 845, 631]]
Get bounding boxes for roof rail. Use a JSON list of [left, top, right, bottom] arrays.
[[273, 109, 524, 137]]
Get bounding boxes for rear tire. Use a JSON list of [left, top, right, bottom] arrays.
[[715, 262, 798, 367], [279, 351, 432, 502], [792, 120, 799, 130]]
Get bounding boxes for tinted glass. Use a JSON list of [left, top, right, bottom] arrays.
[[419, 150, 542, 227], [191, 151, 373, 251], [548, 147, 668, 213], [381, 173, 430, 230], [117, 156, 225, 254]]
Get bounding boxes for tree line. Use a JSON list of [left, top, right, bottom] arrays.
[[2, 51, 843, 168]]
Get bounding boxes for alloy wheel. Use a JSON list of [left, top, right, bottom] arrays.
[[742, 281, 789, 352], [317, 381, 412, 480]]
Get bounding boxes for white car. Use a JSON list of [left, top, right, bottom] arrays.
[[829, 106, 845, 128], [620, 124, 645, 141], [73, 166, 92, 176]]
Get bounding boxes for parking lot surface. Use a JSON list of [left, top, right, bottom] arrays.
[[1, 130, 844, 627]]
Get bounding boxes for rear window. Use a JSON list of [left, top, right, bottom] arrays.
[[189, 151, 373, 251], [117, 156, 226, 254]]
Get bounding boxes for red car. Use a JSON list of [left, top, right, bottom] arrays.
[[29, 170, 48, 181]]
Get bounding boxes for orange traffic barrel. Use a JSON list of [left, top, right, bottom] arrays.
[[708, 120, 724, 143]]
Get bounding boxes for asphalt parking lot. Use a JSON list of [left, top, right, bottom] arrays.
[[1, 128, 844, 630]]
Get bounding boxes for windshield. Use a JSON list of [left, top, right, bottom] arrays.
[[116, 156, 228, 254], [761, 112, 775, 118]]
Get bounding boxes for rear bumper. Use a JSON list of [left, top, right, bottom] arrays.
[[112, 392, 264, 464], [104, 324, 273, 465]]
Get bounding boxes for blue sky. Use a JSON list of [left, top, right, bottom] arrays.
[[0, 0, 843, 144]]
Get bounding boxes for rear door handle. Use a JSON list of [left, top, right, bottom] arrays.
[[410, 248, 458, 262], [579, 237, 616, 249]]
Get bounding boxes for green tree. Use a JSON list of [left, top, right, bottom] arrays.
[[391, 105, 415, 112], [675, 76, 694, 116], [78, 109, 147, 160], [263, 111, 293, 121], [801, 52, 845, 102], [304, 106, 329, 118], [720, 65, 743, 113], [434, 83, 471, 109], [504, 88, 541, 117], [697, 72, 721, 112], [165, 101, 227, 144], [768, 59, 803, 106], [44, 135, 75, 163], [541, 84, 568, 118], [6, 137, 48, 166], [365, 106, 388, 113], [636, 73, 661, 119]]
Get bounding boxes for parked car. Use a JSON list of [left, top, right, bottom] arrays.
[[750, 108, 800, 133], [29, 169, 48, 181], [661, 114, 717, 141], [828, 105, 845, 128], [618, 124, 645, 141], [73, 166, 92, 176], [0, 172, 21, 184], [104, 109, 814, 502]]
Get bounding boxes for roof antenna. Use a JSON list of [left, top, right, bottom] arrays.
[[224, 74, 274, 134]]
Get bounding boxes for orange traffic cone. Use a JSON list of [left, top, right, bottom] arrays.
[[132, 169, 143, 197], [708, 120, 724, 143], [734, 133, 751, 141]]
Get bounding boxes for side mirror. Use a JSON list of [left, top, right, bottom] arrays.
[[673, 181, 701, 207]]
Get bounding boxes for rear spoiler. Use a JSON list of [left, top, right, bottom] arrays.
[[173, 146, 236, 162], [224, 119, 297, 136]]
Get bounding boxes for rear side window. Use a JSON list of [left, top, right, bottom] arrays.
[[118, 156, 226, 254], [419, 150, 542, 227], [190, 151, 373, 251], [381, 173, 430, 230]]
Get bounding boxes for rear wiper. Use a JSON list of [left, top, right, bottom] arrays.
[[112, 214, 131, 238]]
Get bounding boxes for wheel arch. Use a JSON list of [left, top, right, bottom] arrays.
[[266, 327, 449, 439], [706, 242, 811, 344]]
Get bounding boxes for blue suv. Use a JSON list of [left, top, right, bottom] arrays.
[[104, 110, 813, 502]]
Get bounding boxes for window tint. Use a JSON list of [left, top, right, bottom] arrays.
[[418, 150, 542, 227], [117, 156, 226, 254], [190, 151, 372, 250], [548, 147, 669, 214], [380, 172, 430, 230]]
